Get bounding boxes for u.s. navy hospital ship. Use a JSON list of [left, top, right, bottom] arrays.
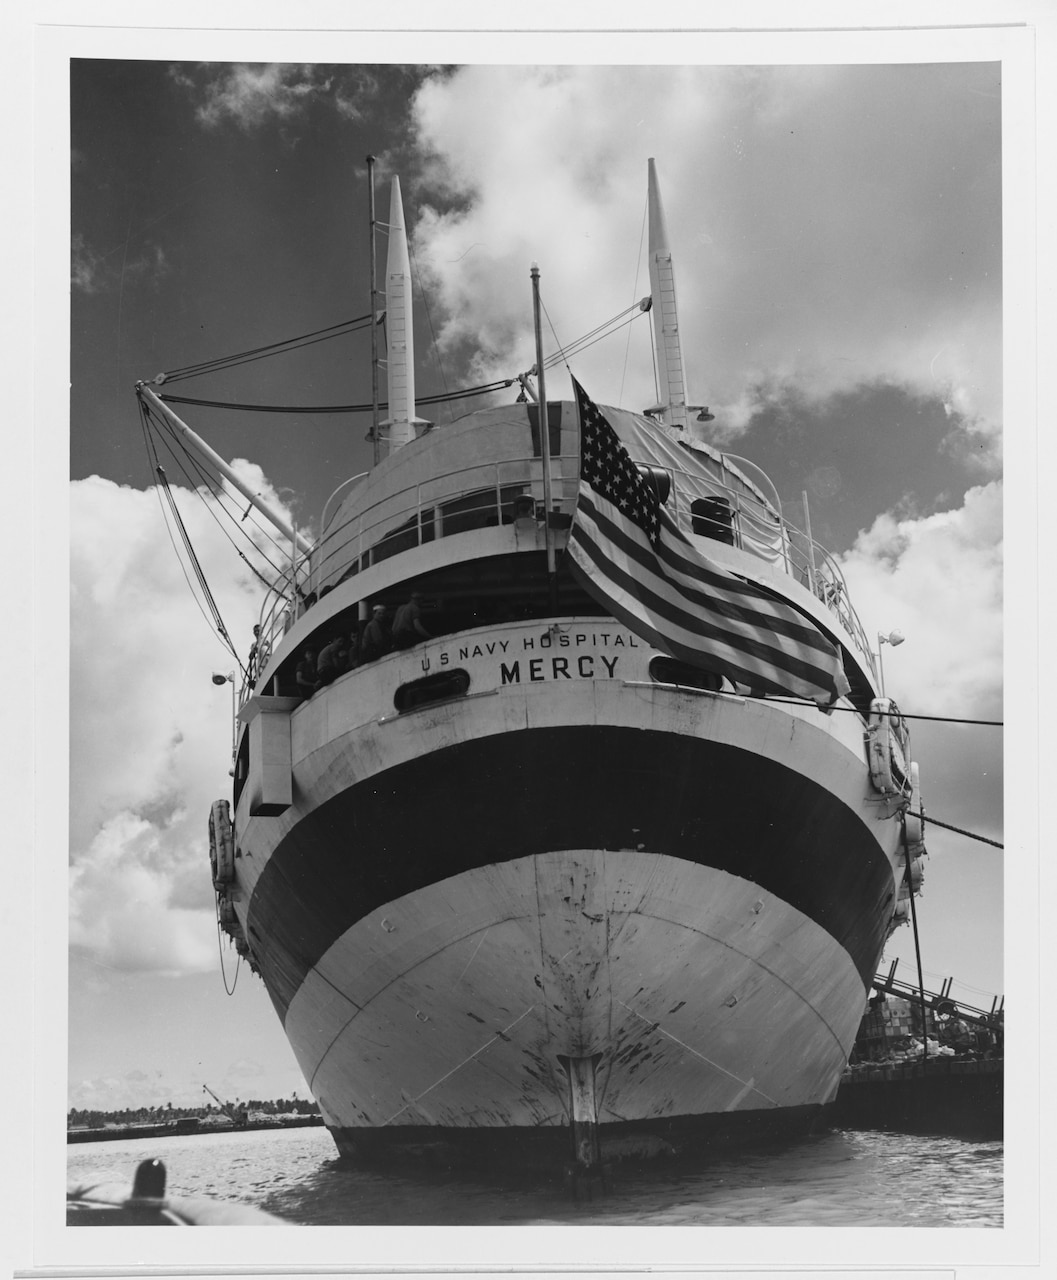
[[139, 160, 926, 1176]]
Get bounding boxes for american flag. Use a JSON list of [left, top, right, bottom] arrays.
[[566, 378, 850, 705]]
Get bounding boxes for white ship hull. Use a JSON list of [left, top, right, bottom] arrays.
[[230, 619, 902, 1164], [153, 164, 920, 1176]]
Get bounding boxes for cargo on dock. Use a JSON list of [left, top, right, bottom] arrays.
[[828, 965, 1004, 1141]]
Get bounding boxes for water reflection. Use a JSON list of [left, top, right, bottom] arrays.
[[68, 1126, 1002, 1228]]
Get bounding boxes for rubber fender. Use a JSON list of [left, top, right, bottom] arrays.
[[905, 761, 925, 844]]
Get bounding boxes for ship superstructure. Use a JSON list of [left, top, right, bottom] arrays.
[[146, 160, 926, 1177]]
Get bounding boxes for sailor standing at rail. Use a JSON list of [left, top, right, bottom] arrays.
[[360, 604, 392, 663], [295, 648, 322, 697], [316, 634, 348, 685], [392, 591, 431, 648]]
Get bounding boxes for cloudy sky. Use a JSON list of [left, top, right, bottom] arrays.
[[60, 50, 1013, 1113]]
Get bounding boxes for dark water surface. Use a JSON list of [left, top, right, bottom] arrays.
[[68, 1124, 1002, 1227]]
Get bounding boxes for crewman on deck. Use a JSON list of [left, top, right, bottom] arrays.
[[316, 635, 348, 685], [392, 592, 431, 648], [359, 605, 392, 663], [295, 648, 322, 697]]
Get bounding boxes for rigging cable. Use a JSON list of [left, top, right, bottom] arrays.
[[160, 314, 373, 384], [904, 812, 1003, 850], [142, 389, 303, 576], [153, 299, 646, 417], [538, 292, 570, 375], [750, 690, 1003, 847], [143, 400, 294, 582], [756, 695, 1002, 727], [899, 967, 1004, 1000], [139, 399, 237, 652], [540, 301, 647, 372], [157, 377, 514, 415], [619, 192, 649, 409], [152, 406, 293, 573], [152, 460, 247, 680]]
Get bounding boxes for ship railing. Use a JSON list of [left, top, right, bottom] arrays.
[[245, 455, 579, 680], [308, 454, 581, 592], [246, 452, 879, 684], [659, 466, 879, 677]]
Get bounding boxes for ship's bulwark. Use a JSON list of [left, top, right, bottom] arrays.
[[245, 724, 894, 1162]]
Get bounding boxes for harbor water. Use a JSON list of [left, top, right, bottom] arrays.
[[68, 1123, 1002, 1227]]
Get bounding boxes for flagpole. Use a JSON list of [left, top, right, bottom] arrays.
[[530, 263, 558, 607]]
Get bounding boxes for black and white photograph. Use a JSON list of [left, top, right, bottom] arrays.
[[9, 4, 1050, 1274]]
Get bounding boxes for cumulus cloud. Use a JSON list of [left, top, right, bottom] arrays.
[[334, 67, 380, 121], [168, 62, 391, 135], [69, 465, 287, 974], [835, 480, 1004, 977], [124, 244, 173, 287], [71, 232, 105, 294], [838, 480, 1003, 719], [405, 63, 1001, 461], [169, 63, 334, 131], [71, 234, 171, 295], [69, 813, 217, 975]]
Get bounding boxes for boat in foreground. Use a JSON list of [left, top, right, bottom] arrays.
[[138, 160, 927, 1179]]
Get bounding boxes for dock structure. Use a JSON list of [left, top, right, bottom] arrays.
[[869, 958, 1005, 1033], [829, 962, 1003, 1140], [830, 1057, 1002, 1141]]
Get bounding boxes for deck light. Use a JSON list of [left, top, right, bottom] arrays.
[[876, 631, 905, 696], [212, 671, 237, 760]]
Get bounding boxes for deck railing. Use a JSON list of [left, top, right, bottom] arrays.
[[242, 451, 879, 702]]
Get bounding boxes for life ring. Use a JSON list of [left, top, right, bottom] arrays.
[[208, 800, 235, 888]]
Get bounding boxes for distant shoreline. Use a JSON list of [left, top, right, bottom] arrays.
[[67, 1115, 324, 1144]]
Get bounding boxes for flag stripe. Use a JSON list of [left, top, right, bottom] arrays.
[[567, 377, 850, 705], [570, 513, 829, 688], [568, 544, 794, 695], [569, 497, 840, 697], [585, 490, 834, 655]]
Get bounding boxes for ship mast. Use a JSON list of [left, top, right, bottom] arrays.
[[367, 155, 381, 467], [380, 176, 428, 454], [646, 157, 689, 431]]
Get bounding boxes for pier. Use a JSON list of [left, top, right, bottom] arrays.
[[829, 961, 1003, 1140]]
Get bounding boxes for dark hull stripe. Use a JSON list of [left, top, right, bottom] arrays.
[[247, 725, 894, 1022]]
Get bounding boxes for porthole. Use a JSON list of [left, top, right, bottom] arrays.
[[394, 669, 471, 712], [648, 656, 723, 692]]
